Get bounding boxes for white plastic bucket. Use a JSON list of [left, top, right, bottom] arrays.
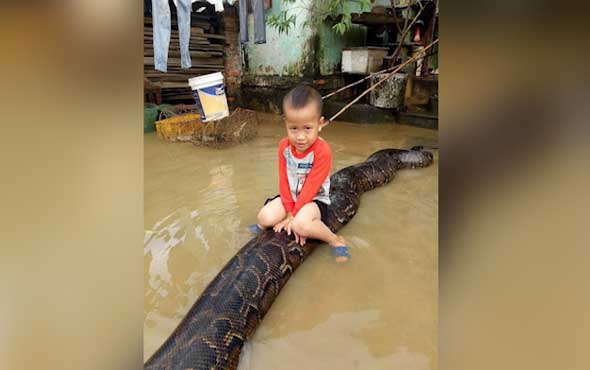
[[188, 72, 229, 122]]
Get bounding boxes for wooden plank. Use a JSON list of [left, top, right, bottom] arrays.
[[144, 51, 220, 59], [201, 33, 226, 40], [144, 32, 223, 41], [143, 27, 205, 34], [143, 29, 209, 36], [146, 70, 223, 76], [144, 57, 223, 67], [351, 12, 406, 26], [143, 54, 223, 64], [144, 34, 213, 42], [159, 83, 191, 88], [144, 16, 215, 24], [144, 19, 216, 30], [144, 11, 225, 101]]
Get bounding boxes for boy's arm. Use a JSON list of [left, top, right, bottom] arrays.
[[292, 142, 331, 216], [278, 140, 295, 214]]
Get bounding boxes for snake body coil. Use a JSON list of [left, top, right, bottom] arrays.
[[145, 147, 433, 370]]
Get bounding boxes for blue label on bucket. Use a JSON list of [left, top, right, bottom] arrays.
[[199, 84, 225, 96], [192, 90, 206, 121], [191, 82, 228, 122]]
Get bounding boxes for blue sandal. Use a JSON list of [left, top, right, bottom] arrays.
[[247, 224, 263, 235], [332, 246, 350, 261]]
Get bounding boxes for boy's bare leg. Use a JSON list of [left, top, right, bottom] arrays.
[[291, 203, 348, 262], [257, 197, 286, 229]]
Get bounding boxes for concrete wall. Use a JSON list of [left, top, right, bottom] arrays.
[[243, 0, 371, 77], [221, 6, 242, 108], [244, 0, 314, 76], [317, 22, 367, 75]]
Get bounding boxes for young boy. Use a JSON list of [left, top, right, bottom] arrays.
[[250, 84, 349, 263]]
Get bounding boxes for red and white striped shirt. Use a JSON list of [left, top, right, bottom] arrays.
[[278, 137, 331, 216]]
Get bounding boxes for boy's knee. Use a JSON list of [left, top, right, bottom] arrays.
[[257, 209, 269, 227], [257, 208, 275, 227], [292, 218, 311, 237]]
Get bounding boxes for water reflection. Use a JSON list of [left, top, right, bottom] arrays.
[[240, 310, 431, 370]]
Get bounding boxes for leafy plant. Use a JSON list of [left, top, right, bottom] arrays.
[[267, 0, 371, 36], [266, 9, 297, 35]]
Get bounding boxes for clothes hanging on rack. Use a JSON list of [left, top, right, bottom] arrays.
[[199, 0, 225, 12], [239, 0, 266, 44], [152, 0, 192, 72]]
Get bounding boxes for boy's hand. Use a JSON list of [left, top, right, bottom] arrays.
[[273, 214, 306, 246], [273, 213, 294, 234], [294, 233, 306, 246]]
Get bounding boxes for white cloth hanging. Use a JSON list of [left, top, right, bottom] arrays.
[[204, 0, 225, 12], [173, 0, 226, 12]]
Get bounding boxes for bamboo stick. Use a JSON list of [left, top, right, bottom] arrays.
[[323, 64, 400, 100]]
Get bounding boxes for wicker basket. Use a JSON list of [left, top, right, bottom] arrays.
[[155, 113, 203, 142], [191, 108, 258, 148]]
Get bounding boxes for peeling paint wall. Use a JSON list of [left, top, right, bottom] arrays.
[[373, 0, 396, 6], [317, 22, 367, 75], [244, 0, 372, 77], [244, 0, 314, 77], [315, 1, 372, 75]]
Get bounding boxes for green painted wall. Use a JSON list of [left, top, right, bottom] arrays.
[[315, 0, 371, 75], [317, 21, 343, 76], [317, 22, 366, 75], [244, 0, 375, 77], [244, 0, 314, 77]]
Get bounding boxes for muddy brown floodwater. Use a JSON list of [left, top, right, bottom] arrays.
[[144, 112, 438, 370]]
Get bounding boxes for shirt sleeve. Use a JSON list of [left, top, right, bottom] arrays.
[[292, 140, 332, 216], [278, 139, 295, 213]]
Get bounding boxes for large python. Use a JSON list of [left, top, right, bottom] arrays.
[[145, 147, 434, 370]]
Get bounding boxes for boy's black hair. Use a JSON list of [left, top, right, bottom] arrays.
[[283, 84, 322, 116]]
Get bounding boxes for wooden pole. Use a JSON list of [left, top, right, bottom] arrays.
[[420, 0, 438, 76], [323, 64, 404, 101]]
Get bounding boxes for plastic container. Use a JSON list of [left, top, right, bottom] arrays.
[[342, 47, 388, 74], [144, 104, 159, 133], [430, 95, 438, 114], [188, 72, 230, 122], [369, 72, 408, 109]]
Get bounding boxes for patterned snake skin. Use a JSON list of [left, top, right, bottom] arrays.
[[145, 147, 434, 370]]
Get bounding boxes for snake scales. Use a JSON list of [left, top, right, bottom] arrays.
[[145, 147, 434, 370]]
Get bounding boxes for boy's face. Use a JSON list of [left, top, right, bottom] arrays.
[[284, 102, 326, 153]]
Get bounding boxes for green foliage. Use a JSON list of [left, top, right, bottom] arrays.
[[331, 13, 351, 35], [266, 10, 297, 35], [267, 0, 371, 36]]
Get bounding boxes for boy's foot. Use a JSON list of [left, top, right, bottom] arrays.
[[331, 246, 350, 263], [330, 235, 350, 263], [247, 224, 263, 235]]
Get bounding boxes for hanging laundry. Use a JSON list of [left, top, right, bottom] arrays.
[[180, 0, 226, 13], [152, 0, 192, 72], [200, 0, 225, 12], [239, 0, 266, 44]]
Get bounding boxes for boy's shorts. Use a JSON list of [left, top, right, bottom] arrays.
[[264, 195, 328, 224]]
